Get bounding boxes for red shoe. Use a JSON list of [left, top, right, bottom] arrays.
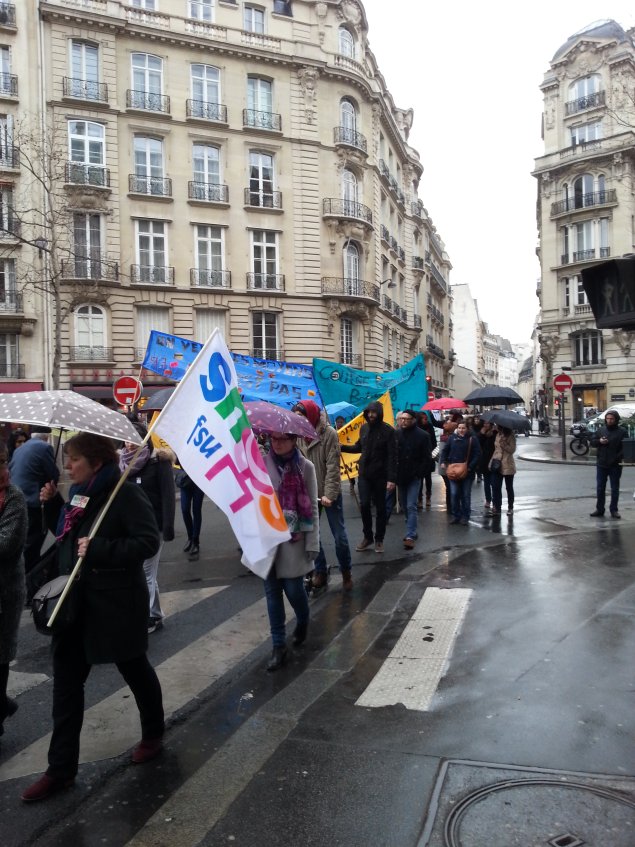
[[131, 738, 163, 764], [21, 773, 74, 802]]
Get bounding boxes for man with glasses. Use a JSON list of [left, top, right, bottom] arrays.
[[394, 409, 431, 549]]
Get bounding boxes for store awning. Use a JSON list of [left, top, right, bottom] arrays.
[[0, 382, 44, 393]]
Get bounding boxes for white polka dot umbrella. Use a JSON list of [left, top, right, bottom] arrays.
[[244, 400, 317, 439], [0, 390, 143, 444]]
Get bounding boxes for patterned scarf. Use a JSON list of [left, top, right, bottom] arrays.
[[272, 447, 313, 539], [56, 462, 120, 540], [119, 443, 152, 475]]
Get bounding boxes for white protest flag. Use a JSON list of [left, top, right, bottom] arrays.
[[151, 329, 290, 577]]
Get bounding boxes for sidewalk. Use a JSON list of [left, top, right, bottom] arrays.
[[518, 433, 635, 466]]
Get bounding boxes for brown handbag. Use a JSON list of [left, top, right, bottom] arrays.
[[446, 437, 472, 481]]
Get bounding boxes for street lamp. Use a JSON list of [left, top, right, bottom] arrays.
[[379, 278, 396, 288]]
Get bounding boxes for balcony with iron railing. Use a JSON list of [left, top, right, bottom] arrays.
[[0, 72, 17, 97], [380, 224, 390, 245], [378, 158, 390, 179], [63, 77, 108, 103], [551, 188, 617, 216], [251, 348, 285, 360], [412, 255, 425, 271], [0, 3, 16, 28], [333, 125, 368, 154], [0, 291, 21, 312], [396, 189, 406, 207], [430, 261, 448, 294], [244, 188, 282, 209], [429, 231, 443, 259], [61, 257, 119, 282], [243, 109, 281, 132], [65, 161, 110, 188], [69, 346, 114, 362], [389, 174, 399, 193], [126, 89, 170, 114], [382, 293, 393, 312], [186, 99, 228, 122], [0, 144, 18, 170], [321, 276, 380, 303], [190, 268, 231, 288], [246, 272, 285, 291], [131, 264, 175, 285], [411, 200, 423, 220], [384, 359, 394, 371], [398, 246, 405, 264], [322, 197, 372, 226], [0, 363, 24, 378], [413, 314, 422, 330], [128, 174, 172, 198], [389, 236, 398, 255], [565, 90, 605, 116], [188, 181, 229, 203], [340, 352, 362, 367], [426, 335, 445, 359]]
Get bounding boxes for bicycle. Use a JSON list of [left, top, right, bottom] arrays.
[[569, 431, 591, 456]]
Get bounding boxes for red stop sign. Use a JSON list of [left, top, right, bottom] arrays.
[[553, 373, 573, 392], [113, 376, 142, 405], [428, 391, 436, 400]]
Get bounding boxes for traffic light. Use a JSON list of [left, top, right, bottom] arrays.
[[426, 375, 431, 386], [554, 397, 560, 409]]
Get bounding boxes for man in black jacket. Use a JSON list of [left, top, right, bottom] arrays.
[[395, 409, 431, 549], [341, 401, 396, 553], [589, 410, 627, 518]]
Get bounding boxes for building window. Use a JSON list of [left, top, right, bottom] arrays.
[[195, 224, 224, 282], [0, 113, 13, 167], [0, 46, 13, 96], [244, 5, 265, 33], [569, 74, 600, 99], [251, 230, 278, 288], [0, 182, 15, 237], [189, 0, 214, 21], [136, 306, 169, 354], [0, 257, 16, 308], [571, 121, 602, 146], [247, 76, 273, 115], [133, 136, 165, 195], [69, 41, 100, 100], [197, 309, 225, 341], [130, 53, 163, 110], [341, 168, 358, 213], [338, 27, 354, 58], [73, 213, 102, 278], [131, 0, 156, 9], [0, 332, 18, 376], [136, 220, 167, 282], [68, 120, 106, 184], [343, 241, 360, 295], [248, 151, 274, 206], [193, 143, 220, 185], [190, 64, 221, 116], [75, 304, 106, 352], [340, 317, 354, 364], [252, 311, 278, 358], [572, 331, 603, 367]]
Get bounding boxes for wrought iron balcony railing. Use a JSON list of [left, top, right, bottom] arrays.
[[0, 4, 16, 27], [188, 181, 229, 203], [0, 145, 18, 169], [251, 348, 284, 360], [320, 277, 380, 302], [412, 256, 424, 271], [243, 108, 281, 131], [426, 336, 445, 359], [389, 236, 398, 253], [69, 346, 114, 362], [380, 224, 390, 244], [0, 72, 17, 96], [63, 77, 108, 102], [244, 188, 282, 209], [186, 99, 228, 122], [430, 261, 448, 294], [246, 272, 285, 291], [322, 197, 372, 225], [600, 246, 610, 258], [61, 257, 119, 281], [126, 89, 170, 113], [0, 291, 21, 311], [551, 188, 616, 216], [564, 90, 605, 116], [411, 200, 423, 219], [378, 159, 390, 179], [131, 264, 175, 285], [190, 268, 231, 288], [129, 174, 172, 197], [413, 314, 422, 329], [572, 249, 596, 262], [398, 246, 405, 263], [333, 126, 368, 153], [340, 353, 362, 367], [384, 359, 394, 370], [65, 161, 110, 187], [0, 363, 24, 378]]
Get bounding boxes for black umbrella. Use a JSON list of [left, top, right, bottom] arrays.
[[462, 385, 524, 406], [142, 387, 175, 411], [482, 409, 531, 432]]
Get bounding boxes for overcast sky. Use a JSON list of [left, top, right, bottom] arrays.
[[361, 1, 635, 345]]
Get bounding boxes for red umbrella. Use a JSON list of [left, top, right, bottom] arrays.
[[421, 397, 468, 411], [244, 400, 317, 439]]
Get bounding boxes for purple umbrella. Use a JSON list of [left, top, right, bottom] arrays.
[[244, 401, 317, 439]]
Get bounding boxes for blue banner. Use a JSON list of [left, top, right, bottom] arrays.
[[313, 354, 427, 413], [142, 331, 202, 381]]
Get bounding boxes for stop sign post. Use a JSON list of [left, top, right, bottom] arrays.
[[553, 373, 573, 393], [113, 376, 142, 406], [552, 373, 573, 459]]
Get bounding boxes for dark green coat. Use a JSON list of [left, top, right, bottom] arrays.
[[47, 481, 160, 664]]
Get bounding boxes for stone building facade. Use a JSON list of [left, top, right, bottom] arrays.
[[0, 0, 453, 400], [533, 20, 635, 418]]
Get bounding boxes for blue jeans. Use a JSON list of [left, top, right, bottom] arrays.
[[314, 495, 352, 575], [596, 465, 622, 514], [180, 484, 204, 543], [263, 572, 309, 648], [449, 476, 473, 520], [397, 478, 421, 538]]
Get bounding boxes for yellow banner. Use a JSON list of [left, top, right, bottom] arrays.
[[149, 410, 174, 453], [338, 392, 394, 481]]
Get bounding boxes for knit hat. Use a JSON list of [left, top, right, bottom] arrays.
[[293, 400, 321, 429]]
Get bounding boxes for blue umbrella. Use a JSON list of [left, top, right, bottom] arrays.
[[325, 401, 358, 424]]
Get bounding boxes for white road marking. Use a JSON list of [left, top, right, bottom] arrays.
[[356, 587, 472, 712]]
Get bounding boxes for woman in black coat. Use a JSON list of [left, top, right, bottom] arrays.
[[416, 412, 437, 509], [21, 433, 165, 803]]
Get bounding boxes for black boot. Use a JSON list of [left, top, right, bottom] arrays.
[[292, 622, 308, 646], [266, 645, 288, 672], [183, 538, 193, 553], [188, 541, 199, 561]]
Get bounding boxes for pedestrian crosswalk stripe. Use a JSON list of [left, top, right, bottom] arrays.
[[355, 587, 472, 712], [0, 587, 277, 781]]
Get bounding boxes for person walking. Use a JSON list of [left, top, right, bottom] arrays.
[[21, 433, 165, 802], [9, 428, 60, 574], [176, 466, 204, 561], [394, 409, 431, 549], [7, 428, 28, 459], [489, 427, 517, 516], [590, 411, 628, 519], [477, 421, 497, 511], [439, 422, 481, 525], [340, 401, 397, 554], [262, 432, 319, 671], [416, 412, 437, 510], [292, 400, 352, 592], [119, 423, 176, 633], [0, 443, 27, 738]]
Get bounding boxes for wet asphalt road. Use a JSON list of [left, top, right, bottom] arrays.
[[1, 439, 634, 846]]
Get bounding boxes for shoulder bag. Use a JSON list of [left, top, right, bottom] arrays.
[[32, 572, 80, 636], [446, 438, 472, 481]]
